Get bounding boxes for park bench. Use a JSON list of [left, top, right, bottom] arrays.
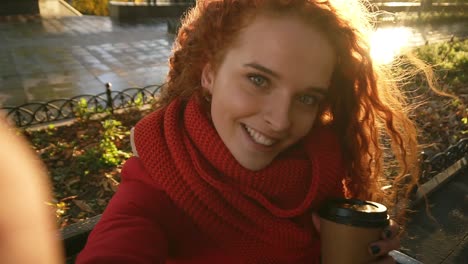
[[60, 138, 468, 263]]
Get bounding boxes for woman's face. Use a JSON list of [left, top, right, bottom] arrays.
[[202, 14, 335, 171]]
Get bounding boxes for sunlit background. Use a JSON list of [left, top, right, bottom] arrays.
[[370, 26, 414, 64]]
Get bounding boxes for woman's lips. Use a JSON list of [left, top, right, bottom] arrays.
[[243, 124, 277, 147]]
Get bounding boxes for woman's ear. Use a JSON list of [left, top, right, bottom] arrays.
[[201, 63, 214, 93]]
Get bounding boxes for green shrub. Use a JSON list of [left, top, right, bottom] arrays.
[[415, 39, 468, 88], [99, 119, 131, 166]]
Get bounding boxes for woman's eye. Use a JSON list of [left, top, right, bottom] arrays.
[[298, 94, 317, 105], [248, 75, 267, 87]]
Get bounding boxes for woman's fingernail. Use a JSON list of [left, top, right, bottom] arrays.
[[384, 229, 393, 238], [370, 245, 381, 255]]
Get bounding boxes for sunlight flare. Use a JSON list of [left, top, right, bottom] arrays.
[[370, 26, 413, 64]]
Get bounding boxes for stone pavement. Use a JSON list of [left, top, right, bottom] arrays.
[[0, 15, 173, 106]]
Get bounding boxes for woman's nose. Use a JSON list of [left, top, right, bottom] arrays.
[[263, 95, 292, 132]]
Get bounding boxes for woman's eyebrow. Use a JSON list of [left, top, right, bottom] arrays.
[[244, 63, 280, 78], [305, 86, 328, 97]]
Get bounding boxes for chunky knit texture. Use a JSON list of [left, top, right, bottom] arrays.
[[78, 97, 346, 263]]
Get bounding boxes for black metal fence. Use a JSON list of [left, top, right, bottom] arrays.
[[420, 137, 468, 181], [1, 83, 163, 128]]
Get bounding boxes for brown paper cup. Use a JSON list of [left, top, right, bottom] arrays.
[[318, 198, 389, 264]]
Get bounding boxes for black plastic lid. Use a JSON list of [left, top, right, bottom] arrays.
[[318, 198, 389, 228]]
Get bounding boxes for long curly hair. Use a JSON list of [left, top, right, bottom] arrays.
[[161, 0, 420, 220]]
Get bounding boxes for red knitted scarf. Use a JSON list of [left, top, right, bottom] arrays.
[[134, 97, 345, 262]]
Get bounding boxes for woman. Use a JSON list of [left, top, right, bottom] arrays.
[[78, 0, 418, 263]]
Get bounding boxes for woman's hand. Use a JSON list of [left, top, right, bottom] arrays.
[[367, 219, 400, 263], [312, 214, 400, 263]]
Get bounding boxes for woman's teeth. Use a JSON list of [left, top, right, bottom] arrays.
[[245, 125, 275, 146]]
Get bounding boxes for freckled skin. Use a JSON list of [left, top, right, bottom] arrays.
[[202, 14, 335, 171]]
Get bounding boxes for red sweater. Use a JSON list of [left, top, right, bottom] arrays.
[[77, 98, 346, 264]]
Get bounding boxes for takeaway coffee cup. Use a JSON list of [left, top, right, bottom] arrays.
[[318, 198, 390, 264]]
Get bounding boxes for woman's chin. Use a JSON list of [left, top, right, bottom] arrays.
[[236, 156, 273, 171]]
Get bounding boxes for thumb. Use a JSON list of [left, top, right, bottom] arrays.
[[312, 213, 321, 234]]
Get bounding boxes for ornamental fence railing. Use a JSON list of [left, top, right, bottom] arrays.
[[421, 137, 468, 180], [0, 83, 163, 128], [412, 137, 468, 204]]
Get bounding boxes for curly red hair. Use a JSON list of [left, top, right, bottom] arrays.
[[161, 0, 420, 220]]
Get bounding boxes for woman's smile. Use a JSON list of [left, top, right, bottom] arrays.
[[242, 123, 278, 151], [244, 124, 276, 147], [201, 13, 334, 171]]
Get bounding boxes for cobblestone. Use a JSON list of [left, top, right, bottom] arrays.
[[0, 15, 172, 106]]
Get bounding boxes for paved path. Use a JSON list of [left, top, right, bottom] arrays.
[[0, 15, 173, 106]]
